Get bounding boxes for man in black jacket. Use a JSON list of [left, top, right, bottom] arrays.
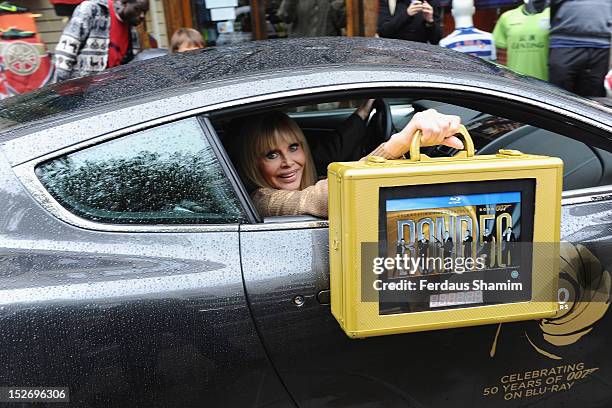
[[534, 0, 612, 96], [377, 0, 442, 44]]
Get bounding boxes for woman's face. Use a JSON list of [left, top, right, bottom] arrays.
[[258, 138, 305, 191]]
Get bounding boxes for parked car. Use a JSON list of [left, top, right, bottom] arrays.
[[1, 37, 611, 407]]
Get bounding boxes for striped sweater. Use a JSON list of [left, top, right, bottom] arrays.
[[54, 0, 140, 82]]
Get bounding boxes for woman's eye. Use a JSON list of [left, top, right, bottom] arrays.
[[289, 143, 300, 152], [265, 151, 279, 160]]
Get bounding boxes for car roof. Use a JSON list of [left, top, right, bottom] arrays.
[[1, 37, 611, 166], [0, 37, 570, 134]]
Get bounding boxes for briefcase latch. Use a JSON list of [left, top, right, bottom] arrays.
[[367, 155, 387, 164], [497, 149, 525, 158]]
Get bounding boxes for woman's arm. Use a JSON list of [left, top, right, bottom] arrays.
[[377, 0, 412, 38], [368, 109, 463, 159], [311, 99, 375, 174], [424, 1, 442, 45], [252, 179, 329, 218]]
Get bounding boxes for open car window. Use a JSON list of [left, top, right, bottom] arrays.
[[387, 98, 612, 191], [211, 93, 612, 222]]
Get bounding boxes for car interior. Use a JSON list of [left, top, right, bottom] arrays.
[[31, 91, 612, 226], [210, 94, 612, 223]]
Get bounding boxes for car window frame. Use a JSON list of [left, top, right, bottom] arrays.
[[204, 87, 612, 228], [14, 115, 255, 232], [13, 82, 612, 231], [385, 98, 612, 190], [198, 116, 260, 223]]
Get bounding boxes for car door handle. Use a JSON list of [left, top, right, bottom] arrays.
[[317, 290, 330, 305]]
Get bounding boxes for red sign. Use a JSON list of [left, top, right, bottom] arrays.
[[0, 38, 52, 96]]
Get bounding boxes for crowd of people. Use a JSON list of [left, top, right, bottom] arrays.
[[375, 0, 611, 98], [53, 0, 206, 82], [53, 0, 611, 97]]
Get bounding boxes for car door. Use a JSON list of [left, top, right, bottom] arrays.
[[0, 116, 294, 407], [236, 89, 612, 408]]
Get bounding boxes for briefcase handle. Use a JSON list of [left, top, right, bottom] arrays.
[[409, 124, 475, 162]]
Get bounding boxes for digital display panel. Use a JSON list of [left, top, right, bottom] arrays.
[[377, 179, 535, 315]]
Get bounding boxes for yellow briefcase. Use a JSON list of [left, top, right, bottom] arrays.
[[328, 126, 562, 338]]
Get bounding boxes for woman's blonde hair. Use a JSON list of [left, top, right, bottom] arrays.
[[238, 111, 317, 191], [170, 28, 205, 52]]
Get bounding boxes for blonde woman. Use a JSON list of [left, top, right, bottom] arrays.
[[239, 109, 462, 218]]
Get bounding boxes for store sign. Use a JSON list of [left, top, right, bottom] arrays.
[[210, 7, 236, 21], [0, 40, 52, 96], [205, 0, 237, 8]]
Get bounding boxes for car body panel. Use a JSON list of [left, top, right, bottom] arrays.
[[1, 39, 610, 166], [0, 152, 293, 407], [240, 203, 612, 408], [1, 37, 612, 407], [4, 72, 611, 168]]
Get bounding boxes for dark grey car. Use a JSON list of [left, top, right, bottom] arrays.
[[1, 37, 612, 407]]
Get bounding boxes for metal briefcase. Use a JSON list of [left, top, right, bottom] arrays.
[[328, 126, 562, 338]]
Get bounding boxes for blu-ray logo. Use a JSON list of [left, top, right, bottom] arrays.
[[449, 196, 462, 204]]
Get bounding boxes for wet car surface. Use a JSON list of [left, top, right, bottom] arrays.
[[1, 37, 612, 407]]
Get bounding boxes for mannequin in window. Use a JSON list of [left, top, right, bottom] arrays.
[[439, 0, 496, 61], [493, 0, 550, 81]]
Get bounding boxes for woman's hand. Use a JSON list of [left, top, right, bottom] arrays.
[[407, 0, 424, 16], [422, 1, 434, 23], [355, 99, 375, 120], [385, 109, 463, 158]]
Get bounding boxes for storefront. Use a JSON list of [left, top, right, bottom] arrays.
[[23, 0, 524, 51], [169, 0, 523, 46]]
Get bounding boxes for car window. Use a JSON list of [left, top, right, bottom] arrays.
[[35, 117, 246, 225], [284, 100, 362, 114], [390, 99, 611, 191]]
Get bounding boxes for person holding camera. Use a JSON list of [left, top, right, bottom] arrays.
[[377, 0, 442, 44]]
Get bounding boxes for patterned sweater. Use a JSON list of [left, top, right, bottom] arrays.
[[251, 143, 396, 219], [54, 0, 140, 82]]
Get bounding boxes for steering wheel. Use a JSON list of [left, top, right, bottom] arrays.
[[367, 98, 394, 143]]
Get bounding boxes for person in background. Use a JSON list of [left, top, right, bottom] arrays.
[[170, 28, 205, 53], [532, 0, 611, 96], [439, 0, 495, 61], [493, 0, 549, 80], [55, 0, 149, 82], [377, 0, 442, 45], [277, 0, 345, 38]]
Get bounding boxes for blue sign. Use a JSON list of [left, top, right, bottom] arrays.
[[386, 192, 521, 212]]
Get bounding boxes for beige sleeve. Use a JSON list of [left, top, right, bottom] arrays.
[[362, 142, 403, 160], [251, 144, 399, 219], [251, 179, 329, 218]]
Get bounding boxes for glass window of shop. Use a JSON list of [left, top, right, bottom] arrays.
[[193, 0, 349, 46]]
